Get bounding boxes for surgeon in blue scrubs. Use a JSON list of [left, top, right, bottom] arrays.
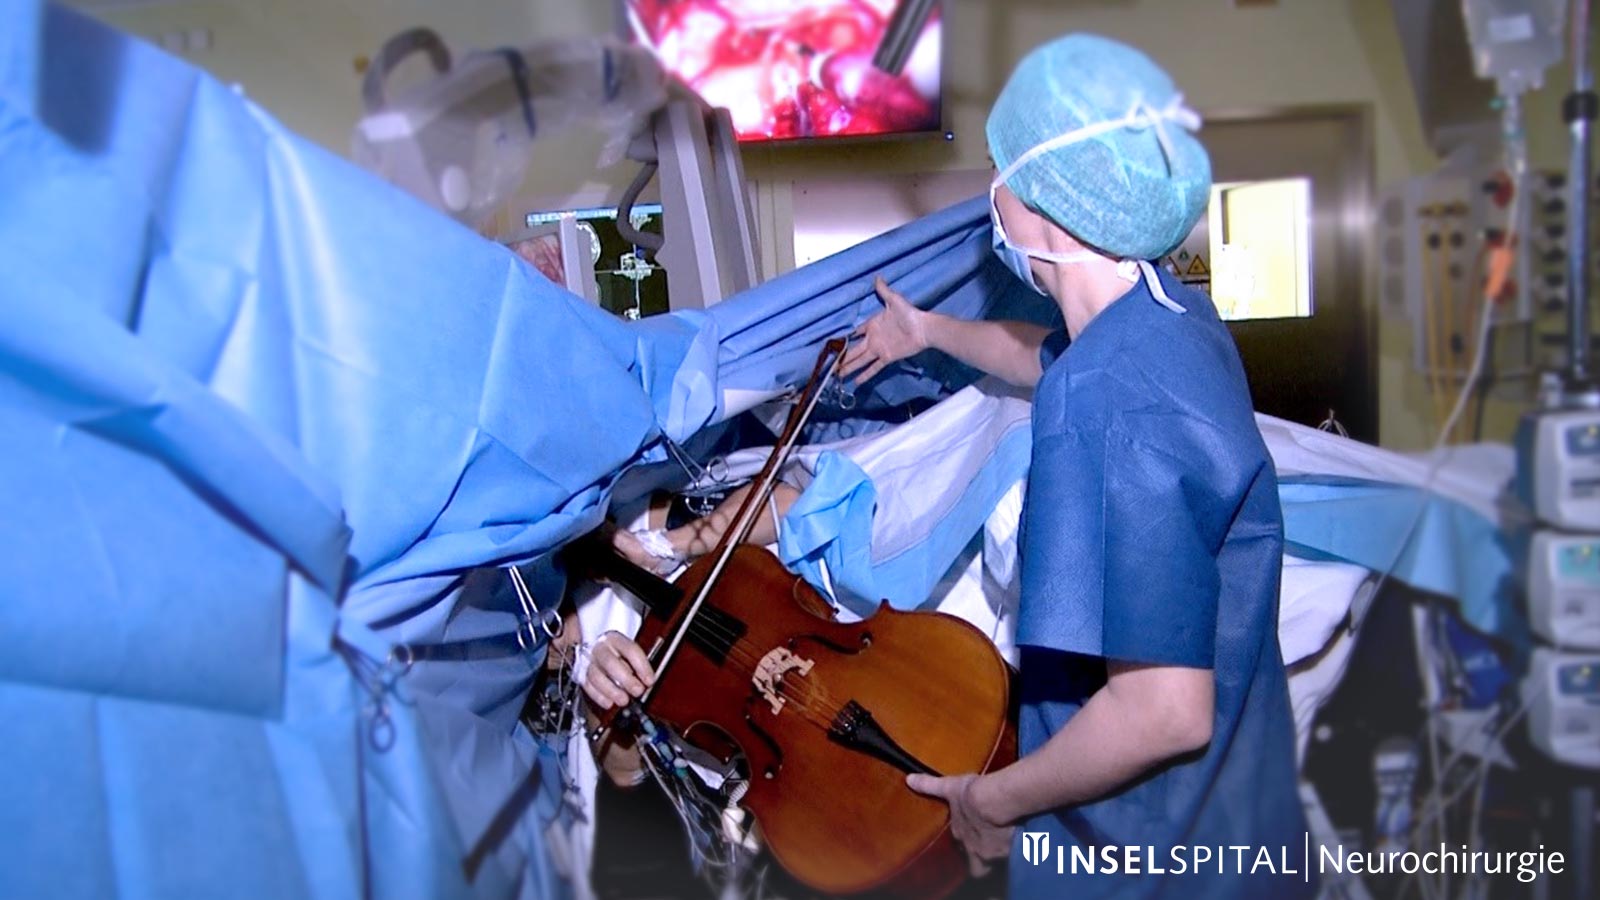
[[844, 34, 1309, 898]]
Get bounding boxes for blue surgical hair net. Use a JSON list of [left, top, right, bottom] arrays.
[[985, 33, 1213, 261]]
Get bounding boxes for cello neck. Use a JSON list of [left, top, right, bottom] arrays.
[[566, 531, 681, 617]]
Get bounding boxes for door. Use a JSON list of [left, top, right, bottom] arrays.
[[1196, 107, 1377, 441]]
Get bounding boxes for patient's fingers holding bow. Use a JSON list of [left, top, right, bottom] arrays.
[[582, 632, 655, 709]]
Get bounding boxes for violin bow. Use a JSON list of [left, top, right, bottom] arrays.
[[594, 336, 851, 747]]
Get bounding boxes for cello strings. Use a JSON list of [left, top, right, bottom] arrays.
[[604, 552, 852, 724], [659, 584, 842, 705], [673, 619, 844, 720], [622, 615, 847, 729]]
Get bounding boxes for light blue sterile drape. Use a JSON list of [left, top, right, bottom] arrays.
[[779, 452, 881, 610], [0, 3, 1050, 897], [0, 2, 673, 897], [776, 408, 1034, 618], [1277, 476, 1525, 646]]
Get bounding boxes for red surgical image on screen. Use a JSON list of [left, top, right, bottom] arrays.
[[624, 0, 942, 142]]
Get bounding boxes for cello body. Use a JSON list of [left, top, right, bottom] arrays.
[[611, 544, 1016, 898]]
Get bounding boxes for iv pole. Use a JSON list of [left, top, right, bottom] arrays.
[[1563, 0, 1594, 397]]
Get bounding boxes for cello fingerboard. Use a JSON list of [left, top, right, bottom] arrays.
[[575, 537, 747, 666]]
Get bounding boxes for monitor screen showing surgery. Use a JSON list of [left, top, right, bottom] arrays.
[[1165, 177, 1315, 321], [623, 0, 943, 142]]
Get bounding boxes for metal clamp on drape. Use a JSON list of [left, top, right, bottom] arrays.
[[509, 564, 562, 656]]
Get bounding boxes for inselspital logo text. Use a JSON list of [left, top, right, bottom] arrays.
[[1019, 836, 1569, 885]]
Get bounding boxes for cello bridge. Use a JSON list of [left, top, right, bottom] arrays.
[[752, 647, 814, 715]]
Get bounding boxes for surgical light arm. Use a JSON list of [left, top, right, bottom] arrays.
[[352, 30, 667, 226], [353, 29, 760, 312]]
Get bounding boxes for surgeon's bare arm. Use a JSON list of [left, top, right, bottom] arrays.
[[973, 661, 1215, 824], [843, 277, 1052, 389]]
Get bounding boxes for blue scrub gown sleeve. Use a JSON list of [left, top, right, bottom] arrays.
[[1018, 410, 1260, 669]]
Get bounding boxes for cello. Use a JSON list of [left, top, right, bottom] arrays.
[[577, 340, 1016, 898]]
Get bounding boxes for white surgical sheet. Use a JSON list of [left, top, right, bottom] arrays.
[[1259, 417, 1514, 523]]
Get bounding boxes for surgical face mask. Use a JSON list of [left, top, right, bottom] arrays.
[[989, 200, 1101, 296]]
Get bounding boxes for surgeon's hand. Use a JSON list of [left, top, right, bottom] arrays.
[[843, 276, 929, 384], [583, 632, 656, 710], [906, 772, 1014, 877]]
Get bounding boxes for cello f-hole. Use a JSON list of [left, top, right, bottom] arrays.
[[790, 632, 866, 657], [743, 705, 785, 776]]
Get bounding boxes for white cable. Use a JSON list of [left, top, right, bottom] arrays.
[[1396, 679, 1551, 900], [639, 745, 703, 851], [1463, 754, 1490, 896], [1411, 661, 1555, 832], [1399, 629, 1576, 898], [1379, 152, 1528, 900], [639, 743, 735, 874], [766, 491, 782, 546], [1422, 699, 1445, 900], [1361, 185, 1516, 688]]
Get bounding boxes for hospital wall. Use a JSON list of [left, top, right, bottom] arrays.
[[81, 0, 1594, 450]]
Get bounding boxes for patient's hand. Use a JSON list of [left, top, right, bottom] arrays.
[[611, 527, 686, 576], [610, 528, 657, 571], [583, 631, 656, 710]]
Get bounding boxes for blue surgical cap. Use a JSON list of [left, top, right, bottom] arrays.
[[986, 34, 1212, 261]]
